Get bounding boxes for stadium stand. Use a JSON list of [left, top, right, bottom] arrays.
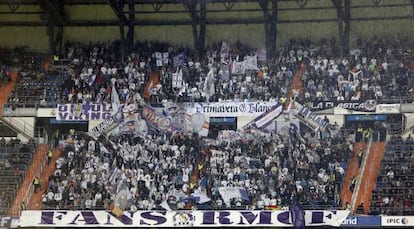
[[0, 32, 413, 229], [369, 135, 414, 216], [3, 36, 413, 112], [1, 1, 414, 228], [0, 140, 37, 215], [1, 36, 413, 212], [35, 123, 351, 211]]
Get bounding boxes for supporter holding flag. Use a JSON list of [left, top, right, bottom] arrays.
[[203, 64, 215, 102], [111, 79, 121, 115], [290, 204, 305, 229]]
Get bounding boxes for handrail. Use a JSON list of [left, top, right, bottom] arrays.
[[351, 137, 372, 212], [386, 123, 403, 136]]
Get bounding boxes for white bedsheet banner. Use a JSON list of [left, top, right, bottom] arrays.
[[19, 210, 349, 227], [193, 101, 277, 117]]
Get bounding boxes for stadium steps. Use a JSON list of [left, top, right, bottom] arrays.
[[0, 71, 18, 117], [353, 142, 386, 214], [285, 63, 305, 109], [340, 142, 366, 208], [143, 71, 159, 100], [26, 148, 61, 211]]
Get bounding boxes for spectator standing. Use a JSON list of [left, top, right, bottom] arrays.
[[356, 203, 364, 214], [33, 176, 40, 193], [356, 124, 364, 142], [47, 149, 53, 166], [358, 147, 364, 167], [53, 130, 60, 148], [350, 176, 356, 192]]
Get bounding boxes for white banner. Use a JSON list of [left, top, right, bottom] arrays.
[[56, 103, 112, 121], [375, 104, 400, 113], [172, 69, 183, 88], [19, 210, 350, 227], [193, 102, 277, 117], [220, 41, 230, 64], [257, 48, 267, 63], [87, 116, 117, 139], [231, 61, 245, 75], [292, 102, 329, 131], [155, 52, 169, 66], [244, 55, 258, 70], [255, 105, 283, 128], [404, 113, 414, 134], [381, 216, 414, 227]]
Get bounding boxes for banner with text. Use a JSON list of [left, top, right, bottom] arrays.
[[293, 102, 330, 131], [56, 103, 112, 121], [241, 103, 283, 131], [142, 105, 182, 135], [341, 215, 382, 227], [193, 102, 277, 117], [87, 105, 124, 139], [19, 210, 350, 228], [381, 216, 414, 227], [375, 104, 401, 113], [311, 100, 377, 112]]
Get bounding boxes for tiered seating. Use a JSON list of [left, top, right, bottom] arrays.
[[5, 72, 68, 109], [41, 122, 351, 212], [0, 140, 36, 215], [368, 135, 414, 215]]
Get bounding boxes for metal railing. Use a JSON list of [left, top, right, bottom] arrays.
[[0, 116, 34, 139], [386, 123, 403, 136]]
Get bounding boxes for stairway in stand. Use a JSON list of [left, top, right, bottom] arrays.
[[340, 142, 366, 208], [285, 63, 305, 108], [354, 142, 386, 214], [26, 148, 61, 210], [0, 72, 17, 117]]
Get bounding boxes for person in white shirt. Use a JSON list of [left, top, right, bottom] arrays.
[[350, 93, 360, 101], [47, 191, 54, 202], [337, 93, 345, 101], [54, 192, 63, 203]]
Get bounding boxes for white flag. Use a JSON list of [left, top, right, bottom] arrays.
[[231, 61, 245, 74], [111, 83, 120, 115], [244, 55, 259, 70]]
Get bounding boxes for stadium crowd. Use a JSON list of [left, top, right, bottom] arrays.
[[4, 36, 414, 109], [41, 118, 352, 211], [0, 35, 413, 214], [55, 37, 414, 106]]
